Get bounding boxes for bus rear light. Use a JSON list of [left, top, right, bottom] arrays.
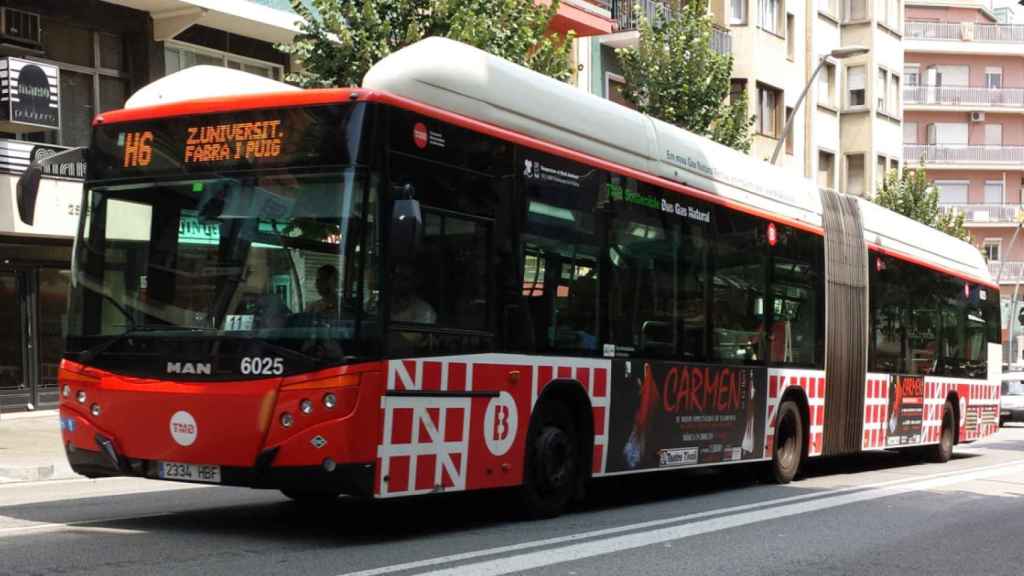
[[323, 393, 336, 409], [299, 399, 313, 415]]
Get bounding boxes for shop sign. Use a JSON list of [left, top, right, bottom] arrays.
[[30, 145, 86, 181], [0, 57, 60, 130]]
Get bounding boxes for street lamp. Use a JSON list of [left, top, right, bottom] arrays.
[[770, 45, 870, 164]]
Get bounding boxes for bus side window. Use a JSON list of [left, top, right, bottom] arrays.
[[711, 208, 766, 364]]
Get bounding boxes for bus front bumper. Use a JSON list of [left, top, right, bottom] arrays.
[[64, 439, 375, 498]]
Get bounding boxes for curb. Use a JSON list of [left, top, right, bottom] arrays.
[[0, 409, 59, 422], [0, 464, 55, 483]]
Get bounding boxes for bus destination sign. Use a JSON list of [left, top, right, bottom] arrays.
[[91, 104, 357, 180]]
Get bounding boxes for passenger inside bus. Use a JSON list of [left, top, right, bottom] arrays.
[[391, 263, 437, 324], [306, 264, 340, 314]]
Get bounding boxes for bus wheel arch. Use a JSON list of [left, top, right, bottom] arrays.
[[772, 387, 809, 484], [520, 379, 593, 518], [946, 391, 961, 446]]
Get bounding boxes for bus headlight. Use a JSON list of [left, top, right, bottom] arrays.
[[280, 412, 294, 428], [323, 393, 336, 409], [90, 404, 101, 417], [62, 385, 71, 398], [299, 399, 313, 415], [76, 390, 86, 404]]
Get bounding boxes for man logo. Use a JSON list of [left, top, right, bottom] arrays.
[[483, 392, 518, 456], [170, 410, 198, 446], [166, 362, 212, 375]]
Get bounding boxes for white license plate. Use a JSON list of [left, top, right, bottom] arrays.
[[158, 461, 221, 484]]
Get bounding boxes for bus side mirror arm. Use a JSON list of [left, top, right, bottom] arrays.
[[17, 146, 89, 226]]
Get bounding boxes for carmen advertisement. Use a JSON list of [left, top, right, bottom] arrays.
[[886, 375, 924, 446], [606, 360, 767, 472]]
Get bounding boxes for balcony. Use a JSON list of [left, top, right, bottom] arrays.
[[904, 144, 1024, 167], [939, 203, 1023, 225], [544, 0, 615, 36], [990, 261, 1024, 284], [905, 20, 1024, 43], [609, 0, 732, 54], [904, 85, 1024, 109]]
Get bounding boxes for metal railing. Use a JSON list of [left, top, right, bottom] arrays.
[[939, 203, 1022, 224], [905, 20, 1024, 42], [570, 0, 614, 11], [611, 0, 732, 54], [904, 144, 1024, 165], [904, 85, 1024, 108], [990, 261, 1024, 284]]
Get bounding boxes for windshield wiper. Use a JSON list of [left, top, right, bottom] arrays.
[[76, 325, 183, 365]]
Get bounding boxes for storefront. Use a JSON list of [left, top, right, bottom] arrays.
[[0, 0, 296, 412]]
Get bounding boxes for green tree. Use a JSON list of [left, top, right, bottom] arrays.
[[873, 163, 969, 241], [279, 0, 576, 88], [616, 2, 752, 152]]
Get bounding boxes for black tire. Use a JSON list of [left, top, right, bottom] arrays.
[[999, 417, 1006, 428], [771, 400, 804, 484], [280, 489, 342, 503], [926, 400, 955, 463], [521, 401, 578, 519]]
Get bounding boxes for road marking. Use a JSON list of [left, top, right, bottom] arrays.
[[338, 459, 1024, 576]]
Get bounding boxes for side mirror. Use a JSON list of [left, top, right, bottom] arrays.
[[16, 164, 42, 226], [391, 184, 421, 258], [17, 146, 88, 227]]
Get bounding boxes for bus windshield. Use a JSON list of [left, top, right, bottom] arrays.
[[67, 169, 380, 378]]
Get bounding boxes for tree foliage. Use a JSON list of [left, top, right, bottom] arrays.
[[874, 163, 969, 242], [616, 2, 752, 152], [280, 0, 576, 88]]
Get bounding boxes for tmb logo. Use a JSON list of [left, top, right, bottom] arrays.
[[483, 392, 518, 456], [169, 410, 198, 446], [413, 122, 428, 149]]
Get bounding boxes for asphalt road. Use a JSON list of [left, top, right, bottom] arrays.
[[2, 426, 1023, 576]]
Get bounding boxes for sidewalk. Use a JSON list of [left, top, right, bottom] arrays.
[[0, 410, 79, 483]]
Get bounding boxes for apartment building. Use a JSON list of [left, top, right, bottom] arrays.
[[578, 0, 903, 196], [902, 0, 1024, 362]]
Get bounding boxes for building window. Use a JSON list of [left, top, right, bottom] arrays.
[[817, 62, 836, 108], [903, 121, 918, 144], [877, 68, 887, 112], [848, 65, 865, 107], [164, 40, 283, 80], [819, 0, 839, 17], [818, 150, 835, 190], [983, 239, 1001, 262], [26, 19, 130, 147], [985, 124, 1003, 147], [845, 0, 867, 21], [730, 79, 748, 105], [889, 158, 899, 173], [731, 0, 748, 24], [985, 66, 1002, 89], [934, 180, 968, 204], [757, 83, 781, 137], [984, 181, 1004, 204], [927, 122, 968, 145], [904, 64, 919, 86], [606, 73, 632, 109], [846, 153, 865, 196], [785, 107, 794, 154], [876, 155, 887, 185], [786, 14, 795, 59], [759, 0, 781, 34]]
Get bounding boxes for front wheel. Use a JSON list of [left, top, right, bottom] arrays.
[[926, 400, 955, 463], [771, 400, 804, 484], [521, 401, 578, 519]]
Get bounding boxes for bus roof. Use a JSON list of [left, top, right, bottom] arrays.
[[363, 37, 992, 287]]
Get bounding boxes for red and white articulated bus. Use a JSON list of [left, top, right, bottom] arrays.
[[19, 38, 1000, 517]]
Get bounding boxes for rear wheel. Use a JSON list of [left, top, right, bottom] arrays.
[[521, 401, 578, 519], [771, 400, 804, 484], [926, 400, 955, 463]]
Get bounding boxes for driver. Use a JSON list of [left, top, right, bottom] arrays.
[[306, 264, 340, 315]]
